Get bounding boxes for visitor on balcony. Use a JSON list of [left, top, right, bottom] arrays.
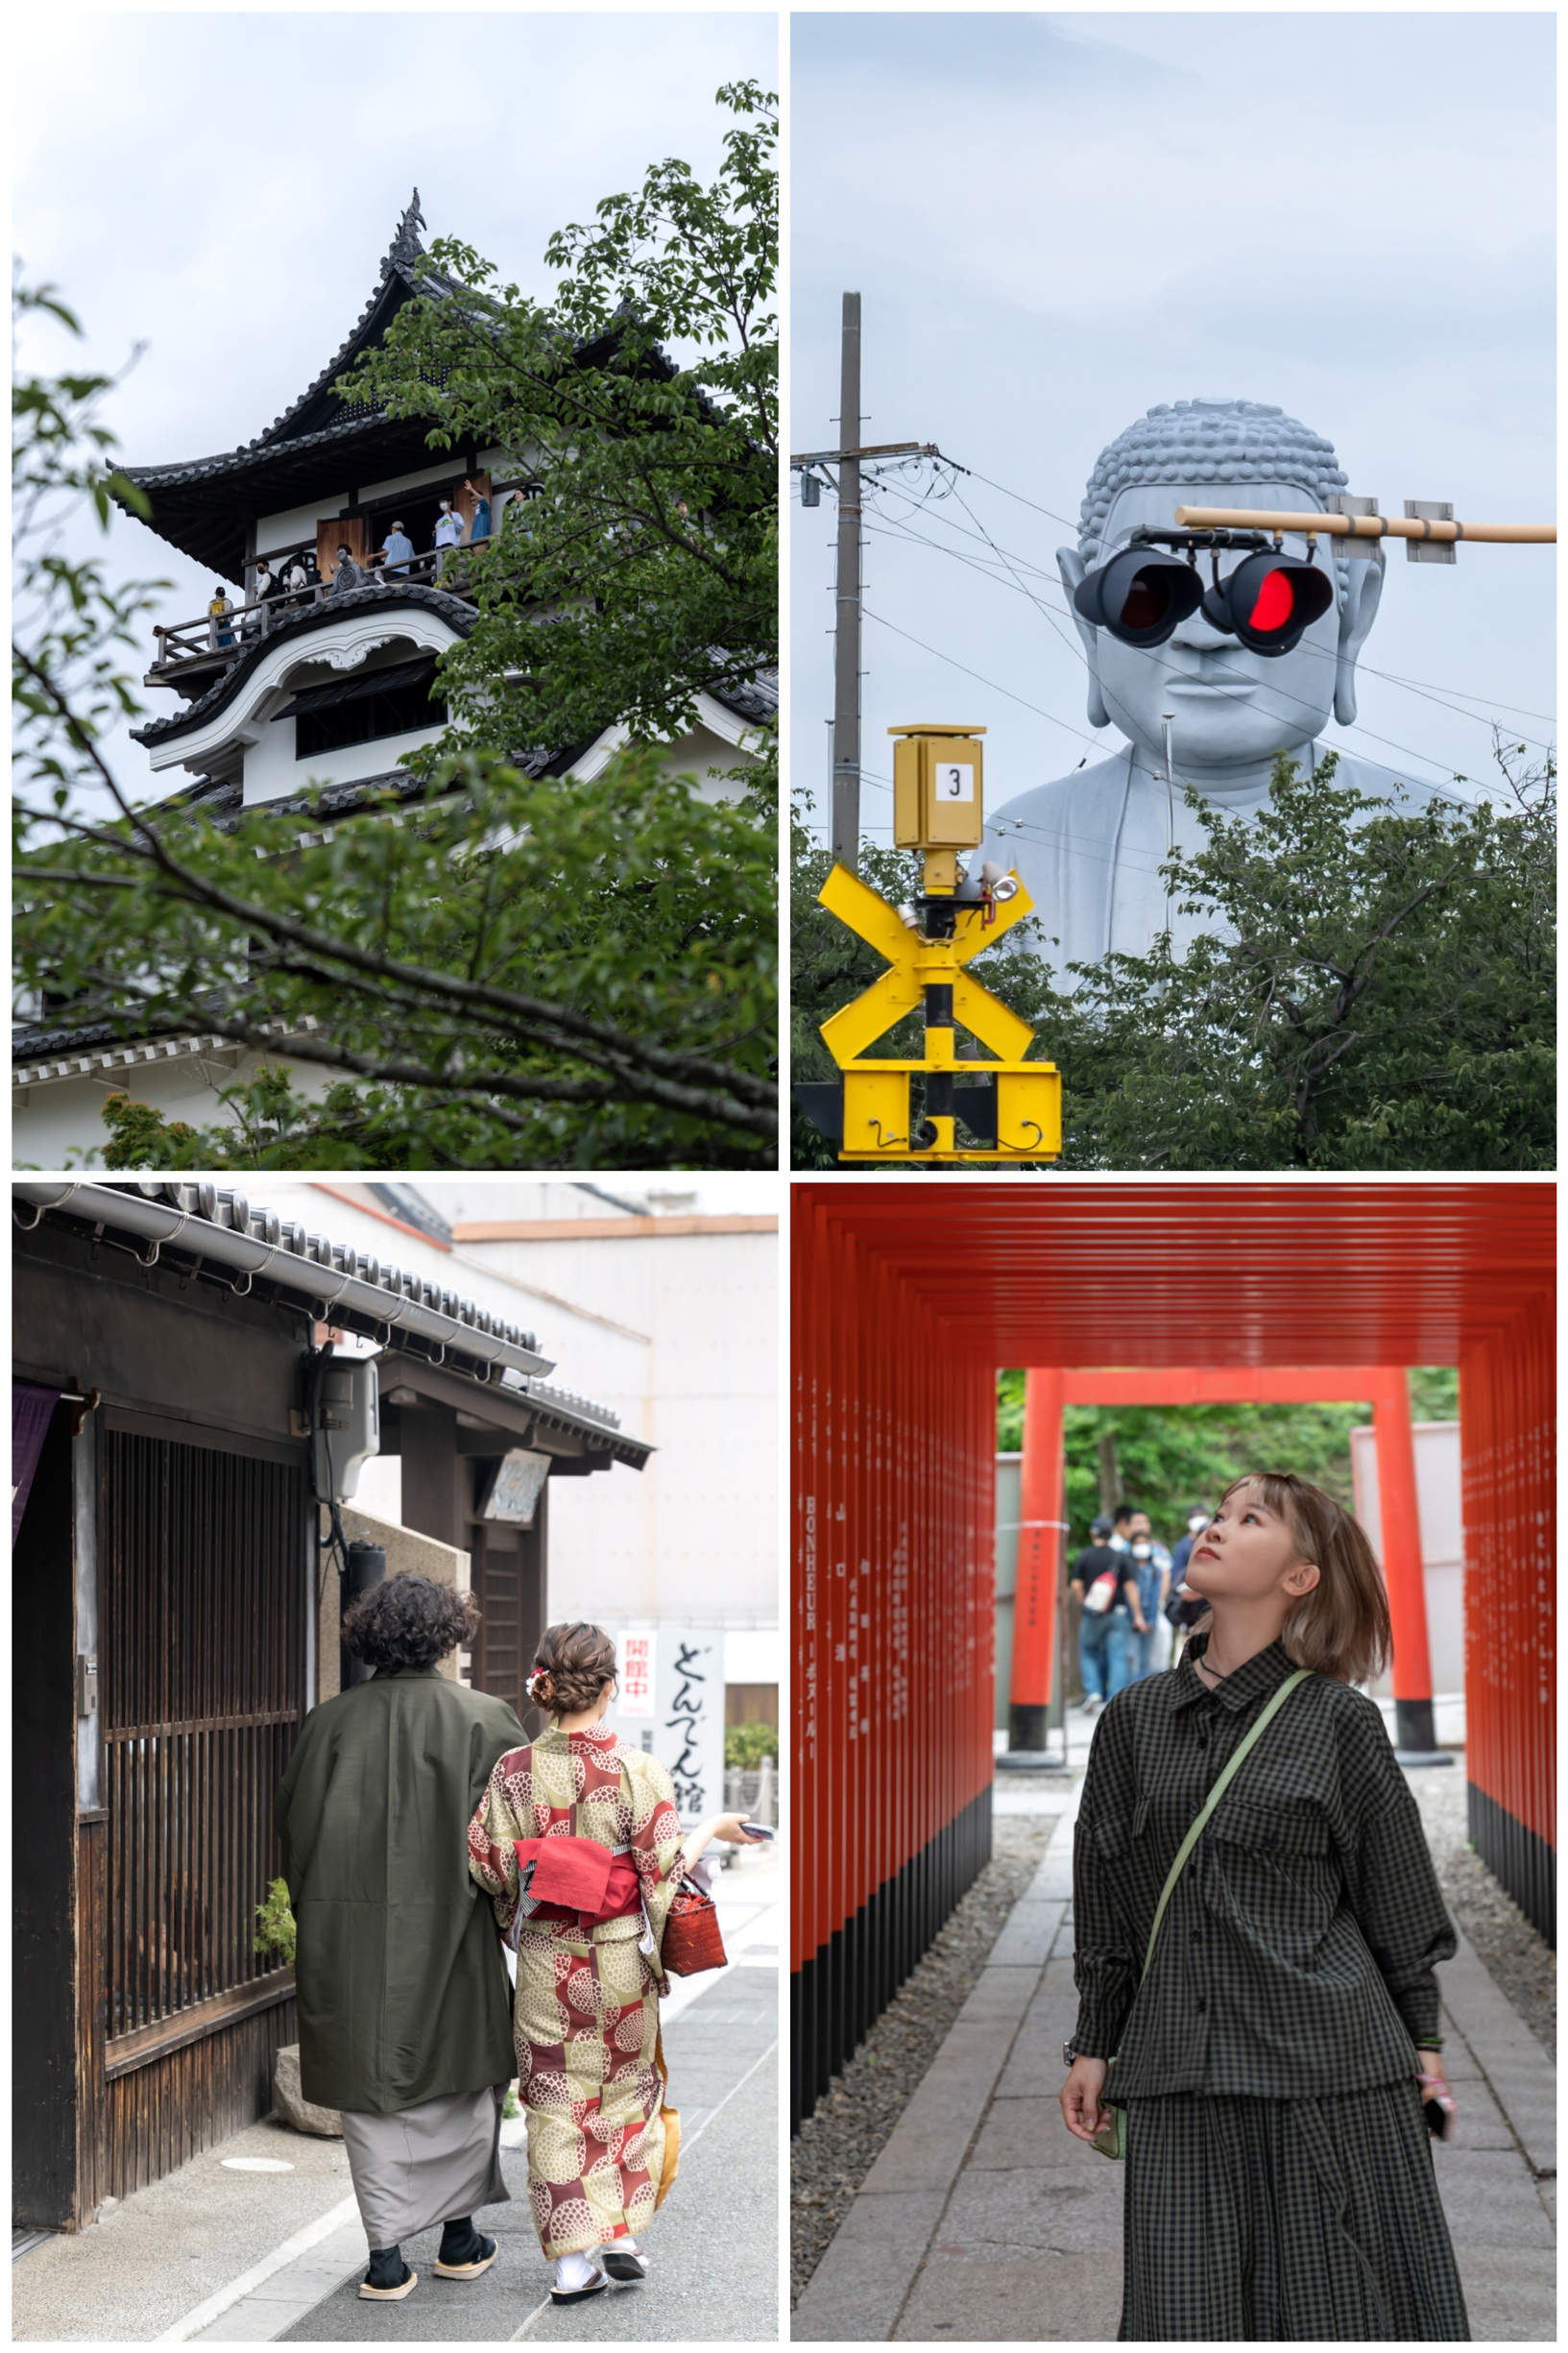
[[280, 550, 314, 606], [462, 479, 492, 545], [206, 585, 235, 649], [377, 520, 414, 578], [433, 496, 465, 576], [241, 559, 276, 638]]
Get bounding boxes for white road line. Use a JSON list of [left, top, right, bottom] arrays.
[[153, 2195, 363, 2342], [508, 2037, 780, 2341]]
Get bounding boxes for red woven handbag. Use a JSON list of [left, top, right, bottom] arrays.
[[662, 1873, 728, 1976]]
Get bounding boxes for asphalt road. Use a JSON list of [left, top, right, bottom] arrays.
[[279, 1959, 779, 2342]]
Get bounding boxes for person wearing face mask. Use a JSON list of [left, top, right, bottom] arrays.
[[1168, 1507, 1216, 1665], [1059, 1473, 1465, 2341], [1124, 1525, 1164, 1681]]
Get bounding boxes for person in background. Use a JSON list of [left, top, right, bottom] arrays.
[[377, 519, 414, 578], [277, 1577, 525, 2305], [1167, 1506, 1215, 1664], [1070, 1516, 1141, 1712], [433, 496, 465, 574], [207, 585, 234, 648], [1124, 1522, 1164, 1681], [280, 549, 314, 605], [462, 479, 493, 544], [241, 560, 274, 638]]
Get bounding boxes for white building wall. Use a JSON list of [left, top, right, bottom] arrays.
[[242, 715, 448, 805], [458, 1225, 779, 1639], [1351, 1419, 1465, 1697], [12, 1049, 342, 1171]]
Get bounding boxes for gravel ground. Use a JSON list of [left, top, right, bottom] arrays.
[[790, 1814, 1052, 2306], [1405, 1762, 1556, 2062]]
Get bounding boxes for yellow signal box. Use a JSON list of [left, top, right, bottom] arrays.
[[892, 724, 986, 854]]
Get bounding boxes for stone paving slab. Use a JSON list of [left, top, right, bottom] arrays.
[[791, 2193, 951, 2343], [11, 2118, 358, 2343], [1450, 2247, 1557, 2342], [893, 2251, 1120, 2342], [1438, 1928, 1556, 2178]]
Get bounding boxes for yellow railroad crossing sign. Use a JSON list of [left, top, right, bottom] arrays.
[[808, 863, 1062, 1162]]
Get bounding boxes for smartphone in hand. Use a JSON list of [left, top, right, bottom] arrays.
[[739, 1819, 776, 1841], [1423, 2091, 1456, 2141]]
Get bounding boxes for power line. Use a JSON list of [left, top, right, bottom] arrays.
[[861, 476, 1486, 786], [922, 463, 1556, 733]]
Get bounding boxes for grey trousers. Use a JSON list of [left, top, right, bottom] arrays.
[[340, 2083, 510, 2251]]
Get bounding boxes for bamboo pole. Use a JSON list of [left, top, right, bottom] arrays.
[[1174, 504, 1555, 545]]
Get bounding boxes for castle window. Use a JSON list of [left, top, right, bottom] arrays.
[[277, 658, 446, 760]]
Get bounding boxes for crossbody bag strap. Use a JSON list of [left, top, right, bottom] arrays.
[[1139, 1666, 1312, 1977]]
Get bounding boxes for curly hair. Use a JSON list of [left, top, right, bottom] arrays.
[[342, 1575, 480, 1672], [529, 1621, 617, 1717]]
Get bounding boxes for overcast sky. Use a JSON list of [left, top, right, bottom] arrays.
[[790, 12, 1556, 841], [13, 10, 777, 805]]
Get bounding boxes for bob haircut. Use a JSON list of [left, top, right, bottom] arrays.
[[1206, 1472, 1391, 1686], [342, 1575, 480, 1672]]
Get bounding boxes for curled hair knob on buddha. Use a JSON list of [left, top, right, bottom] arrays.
[[526, 1620, 617, 1718]]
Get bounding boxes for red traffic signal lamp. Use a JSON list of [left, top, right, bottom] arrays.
[[1198, 547, 1334, 656], [1073, 547, 1202, 646]]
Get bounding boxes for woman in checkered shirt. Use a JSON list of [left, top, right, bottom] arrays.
[[1060, 1473, 1468, 2340]]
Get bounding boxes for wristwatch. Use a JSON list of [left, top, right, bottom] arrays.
[[1062, 2041, 1077, 2069]]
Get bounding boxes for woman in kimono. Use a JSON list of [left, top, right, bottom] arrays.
[[1060, 1472, 1469, 2341], [468, 1621, 762, 2305]]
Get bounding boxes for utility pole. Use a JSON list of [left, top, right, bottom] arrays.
[[832, 293, 862, 869]]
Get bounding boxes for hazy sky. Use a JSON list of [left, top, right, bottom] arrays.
[[790, 12, 1556, 842], [13, 11, 777, 804]]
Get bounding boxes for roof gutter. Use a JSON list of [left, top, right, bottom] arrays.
[[15, 1179, 556, 1381]]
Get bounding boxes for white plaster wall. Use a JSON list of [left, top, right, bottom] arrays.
[[1352, 1420, 1465, 1697], [255, 497, 350, 554], [457, 1226, 779, 1633], [12, 1049, 344, 1171], [243, 715, 447, 806]]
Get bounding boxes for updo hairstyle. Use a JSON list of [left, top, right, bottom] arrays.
[[529, 1621, 617, 1716], [342, 1574, 480, 1671]]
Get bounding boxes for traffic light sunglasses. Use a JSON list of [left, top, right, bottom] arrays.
[[1074, 527, 1335, 656]]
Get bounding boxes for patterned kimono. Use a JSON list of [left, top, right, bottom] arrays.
[[467, 1720, 687, 2259]]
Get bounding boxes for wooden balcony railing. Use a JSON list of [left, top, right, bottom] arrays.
[[150, 539, 493, 673]]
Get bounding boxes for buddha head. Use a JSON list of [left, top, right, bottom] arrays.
[[1059, 399, 1385, 772]]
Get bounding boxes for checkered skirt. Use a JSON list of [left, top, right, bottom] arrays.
[[1121, 2078, 1469, 2340]]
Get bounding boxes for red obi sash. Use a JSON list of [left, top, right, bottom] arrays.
[[515, 1837, 641, 1928]]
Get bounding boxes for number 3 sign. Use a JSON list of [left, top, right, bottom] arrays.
[[935, 762, 975, 802]]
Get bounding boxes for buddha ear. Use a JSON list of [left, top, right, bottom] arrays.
[[1058, 546, 1111, 730], [1334, 547, 1385, 727]]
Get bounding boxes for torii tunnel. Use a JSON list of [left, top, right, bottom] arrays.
[[790, 1181, 1555, 2131]]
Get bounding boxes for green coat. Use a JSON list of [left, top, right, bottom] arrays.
[[277, 1666, 525, 2115]]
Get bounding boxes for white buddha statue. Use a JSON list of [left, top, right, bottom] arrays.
[[974, 398, 1454, 977]]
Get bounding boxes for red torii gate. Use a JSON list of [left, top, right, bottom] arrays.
[[1013, 1365, 1436, 1752]]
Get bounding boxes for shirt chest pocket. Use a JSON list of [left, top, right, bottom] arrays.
[[1213, 1793, 1332, 1857]]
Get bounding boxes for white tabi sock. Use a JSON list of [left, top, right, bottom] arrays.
[[555, 2251, 600, 2293]]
